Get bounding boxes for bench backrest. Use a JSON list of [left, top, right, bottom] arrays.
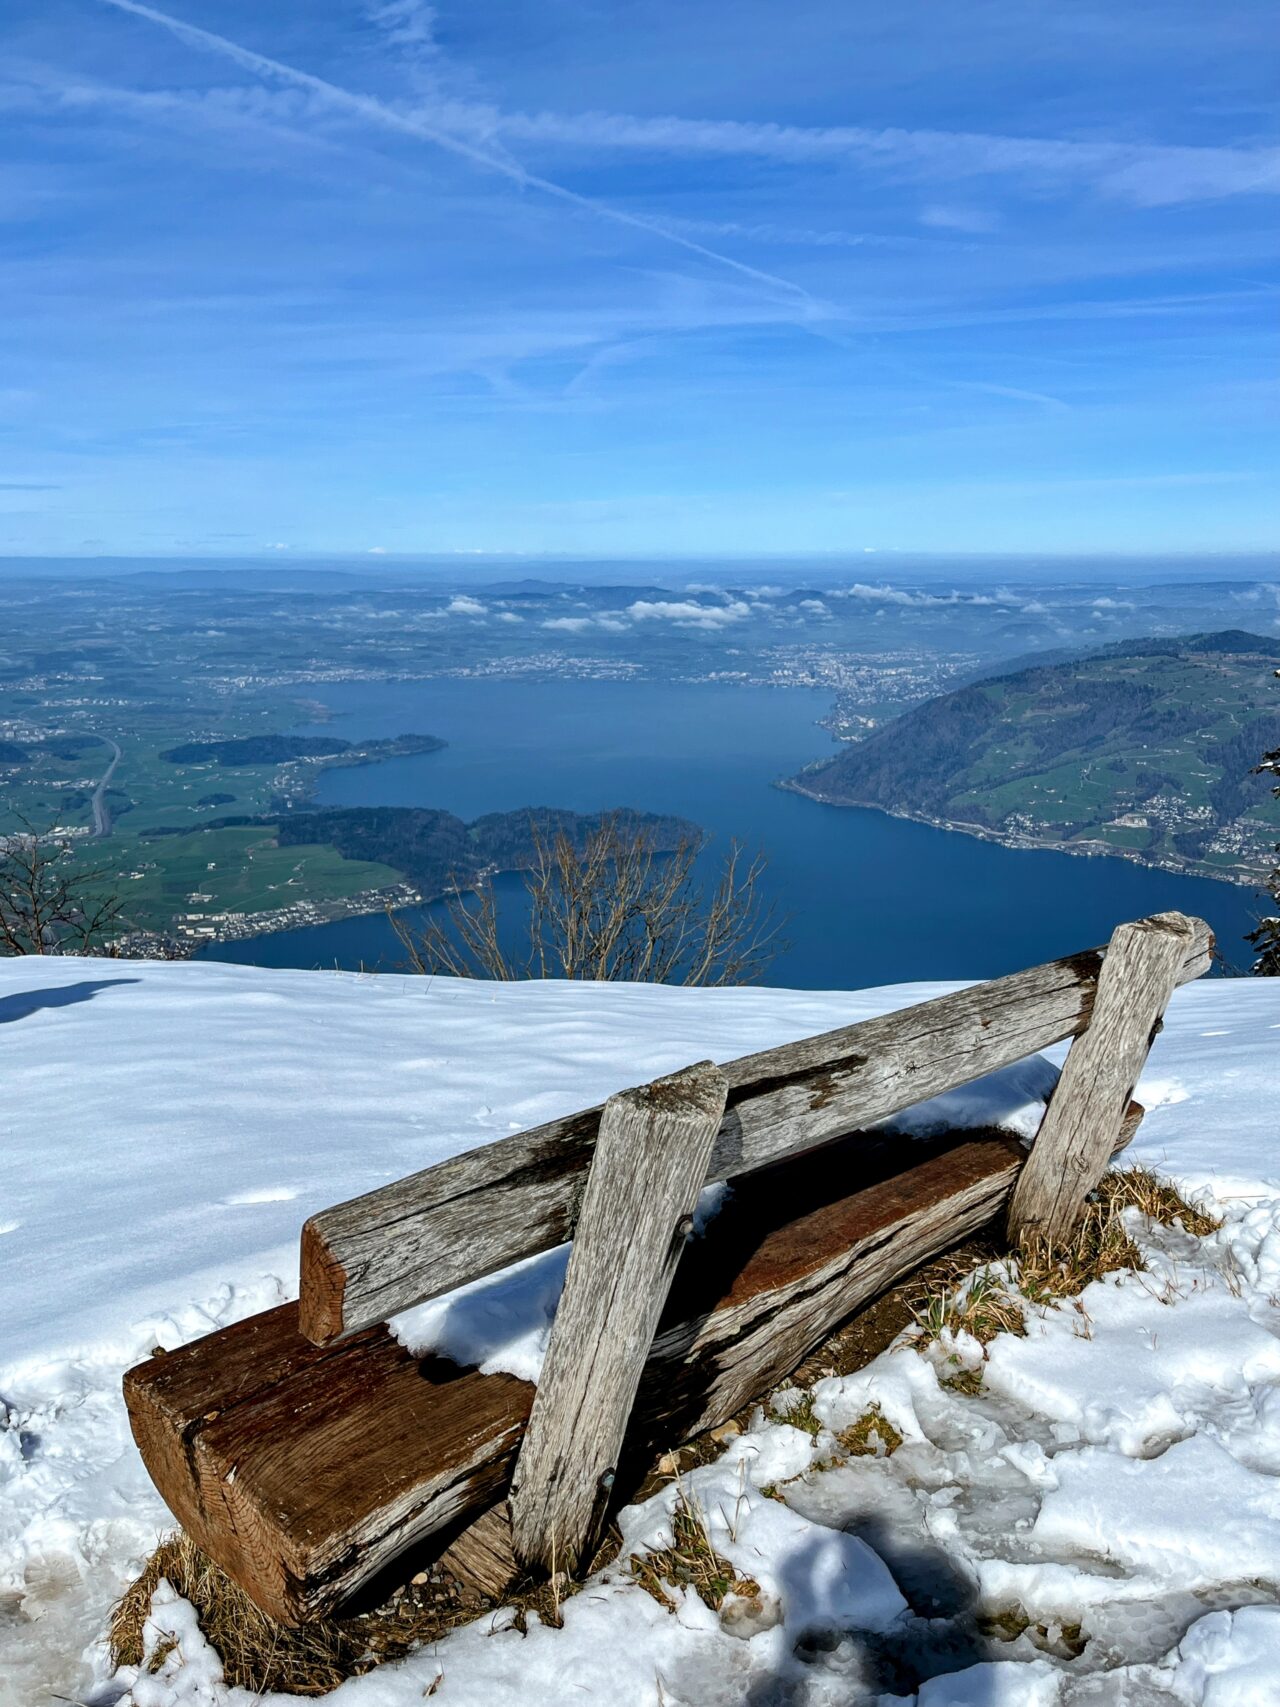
[[299, 913, 1212, 1344]]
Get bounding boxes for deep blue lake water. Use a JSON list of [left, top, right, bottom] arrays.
[[202, 678, 1264, 987]]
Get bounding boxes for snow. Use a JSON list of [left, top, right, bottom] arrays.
[[1, 957, 1278, 1707], [1169, 1606, 1280, 1706]]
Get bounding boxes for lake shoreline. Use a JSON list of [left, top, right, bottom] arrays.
[[201, 677, 1265, 985], [778, 777, 1268, 891]]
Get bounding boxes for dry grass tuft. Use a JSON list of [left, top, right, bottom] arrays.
[[911, 1262, 1026, 1348], [1016, 1207, 1141, 1306], [836, 1405, 903, 1458], [912, 1167, 1222, 1353], [1097, 1165, 1220, 1238], [980, 1603, 1086, 1660], [110, 1533, 484, 1696], [1018, 1166, 1219, 1306], [940, 1366, 986, 1397], [629, 1491, 757, 1614], [770, 1387, 824, 1437]]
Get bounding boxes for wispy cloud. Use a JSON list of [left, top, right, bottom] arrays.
[[91, 5, 1278, 214], [477, 108, 1280, 209], [94, 0, 821, 311], [969, 380, 1070, 412], [365, 0, 438, 55], [919, 203, 1000, 234], [662, 215, 930, 251]]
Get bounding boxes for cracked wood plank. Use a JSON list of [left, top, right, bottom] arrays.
[[510, 1063, 727, 1573], [1007, 911, 1197, 1246]]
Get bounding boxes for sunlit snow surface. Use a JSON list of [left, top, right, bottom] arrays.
[[1, 958, 1278, 1706]]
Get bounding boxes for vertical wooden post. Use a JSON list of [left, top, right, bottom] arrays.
[[1007, 911, 1197, 1247], [509, 1060, 728, 1575]]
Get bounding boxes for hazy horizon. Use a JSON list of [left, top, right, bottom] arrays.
[[3, 549, 1279, 590]]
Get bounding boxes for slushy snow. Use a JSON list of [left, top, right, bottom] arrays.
[[1, 957, 1278, 1706]]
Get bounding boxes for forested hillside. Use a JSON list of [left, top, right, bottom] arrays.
[[791, 631, 1280, 882], [278, 805, 693, 897]]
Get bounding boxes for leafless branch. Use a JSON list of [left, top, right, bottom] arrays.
[[390, 815, 786, 987], [0, 817, 124, 956]]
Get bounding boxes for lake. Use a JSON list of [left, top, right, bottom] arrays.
[[202, 678, 1265, 987]]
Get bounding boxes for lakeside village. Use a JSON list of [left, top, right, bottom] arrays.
[[117, 879, 425, 959]]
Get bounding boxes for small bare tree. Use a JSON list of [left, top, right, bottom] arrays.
[[391, 815, 785, 986], [0, 822, 123, 956]]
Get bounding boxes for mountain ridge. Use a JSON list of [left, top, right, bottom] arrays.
[[789, 629, 1280, 885]]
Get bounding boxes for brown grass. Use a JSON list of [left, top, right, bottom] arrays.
[[836, 1405, 903, 1458], [980, 1603, 1086, 1659], [629, 1490, 758, 1614], [910, 1167, 1220, 1375], [1018, 1166, 1219, 1306], [110, 1533, 489, 1696], [1098, 1164, 1220, 1238], [911, 1262, 1027, 1348]]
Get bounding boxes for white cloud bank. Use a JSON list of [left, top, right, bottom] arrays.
[[627, 598, 751, 629]]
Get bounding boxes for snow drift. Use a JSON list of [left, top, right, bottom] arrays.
[[1, 958, 1278, 1705]]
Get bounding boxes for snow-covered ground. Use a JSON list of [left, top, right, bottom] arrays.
[[1, 958, 1277, 1706]]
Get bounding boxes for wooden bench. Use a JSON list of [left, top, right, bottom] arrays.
[[124, 912, 1210, 1624]]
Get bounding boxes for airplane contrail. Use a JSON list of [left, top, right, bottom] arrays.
[[96, 0, 822, 312]]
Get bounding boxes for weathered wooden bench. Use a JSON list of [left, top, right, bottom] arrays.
[[124, 912, 1210, 1624]]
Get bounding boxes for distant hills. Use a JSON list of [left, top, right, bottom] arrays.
[[789, 630, 1280, 884]]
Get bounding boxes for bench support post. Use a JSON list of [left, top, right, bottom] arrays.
[[509, 1061, 727, 1575], [1007, 911, 1195, 1247]]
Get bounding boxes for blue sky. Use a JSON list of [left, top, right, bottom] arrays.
[[1, 0, 1277, 558]]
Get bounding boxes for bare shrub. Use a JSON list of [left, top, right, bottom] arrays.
[[391, 814, 784, 986], [0, 819, 122, 955]]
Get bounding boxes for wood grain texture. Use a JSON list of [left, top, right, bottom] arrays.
[[1007, 912, 1196, 1246], [122, 1305, 532, 1626], [127, 1128, 1025, 1622], [299, 917, 1212, 1342], [510, 1063, 727, 1572], [438, 1505, 519, 1601], [1114, 1098, 1145, 1156]]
